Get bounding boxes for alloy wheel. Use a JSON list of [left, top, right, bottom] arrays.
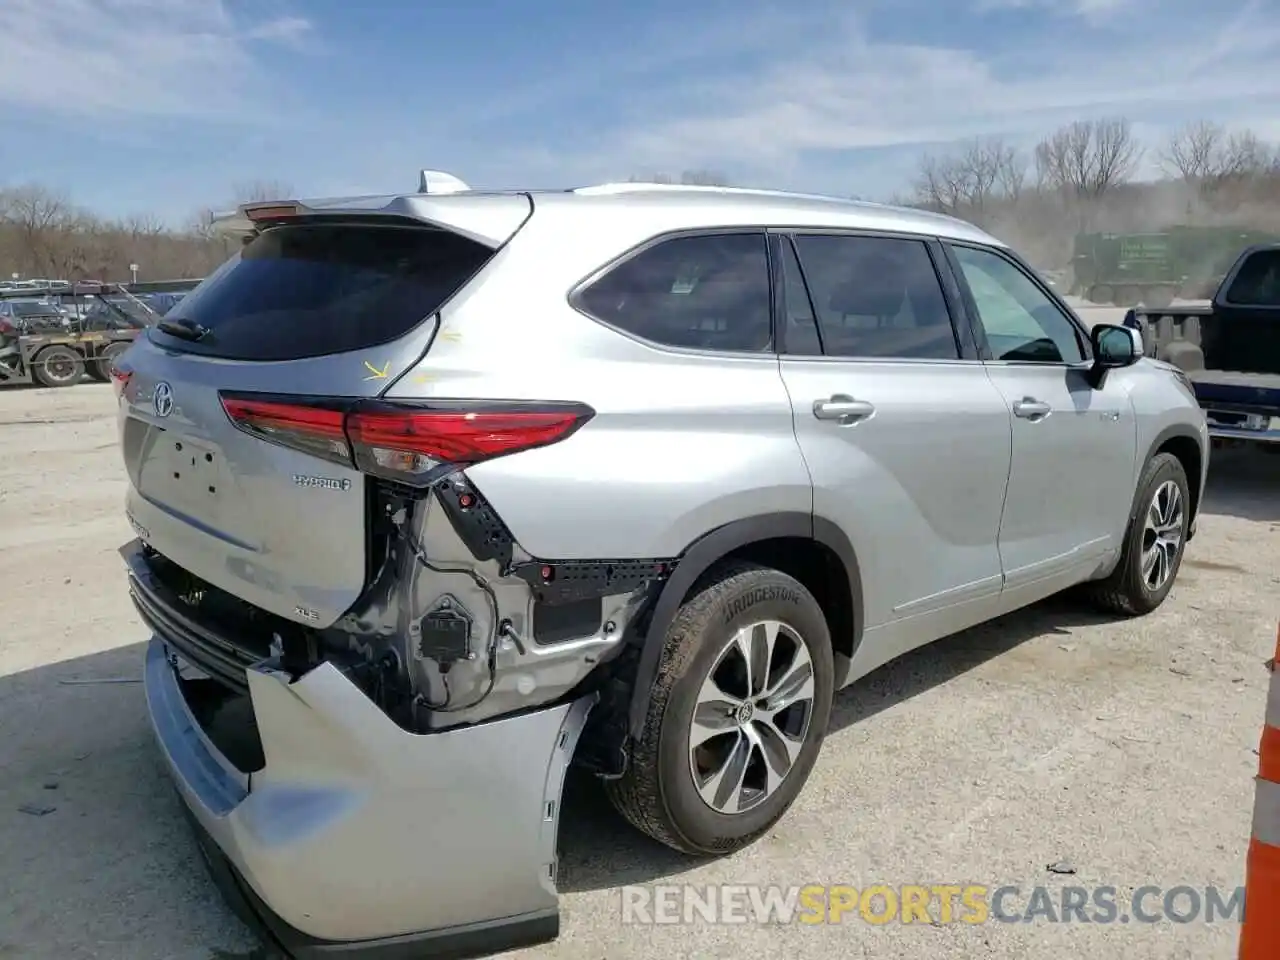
[[688, 620, 816, 815], [1141, 479, 1184, 591]]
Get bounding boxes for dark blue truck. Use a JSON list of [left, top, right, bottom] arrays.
[[1124, 243, 1280, 447]]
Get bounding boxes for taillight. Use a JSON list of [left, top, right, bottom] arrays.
[[218, 396, 350, 465], [110, 366, 132, 400], [218, 394, 593, 484], [0, 319, 14, 334]]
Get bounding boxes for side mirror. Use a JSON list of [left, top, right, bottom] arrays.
[[1087, 323, 1142, 388]]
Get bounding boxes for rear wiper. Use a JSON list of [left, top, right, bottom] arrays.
[[157, 318, 209, 341]]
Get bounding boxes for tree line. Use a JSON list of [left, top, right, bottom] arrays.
[[903, 117, 1280, 267], [0, 180, 291, 284], [4, 118, 1280, 283]]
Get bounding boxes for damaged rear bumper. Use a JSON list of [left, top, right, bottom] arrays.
[[143, 637, 592, 958]]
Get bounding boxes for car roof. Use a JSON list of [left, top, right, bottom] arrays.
[[223, 181, 1004, 248], [538, 184, 1002, 245]]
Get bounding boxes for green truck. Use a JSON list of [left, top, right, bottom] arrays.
[[1070, 226, 1280, 307]]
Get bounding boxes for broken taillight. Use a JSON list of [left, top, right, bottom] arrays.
[[110, 365, 132, 400], [218, 393, 593, 484]]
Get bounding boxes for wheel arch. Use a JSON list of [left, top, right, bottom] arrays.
[[625, 512, 863, 738], [1133, 423, 1205, 529]]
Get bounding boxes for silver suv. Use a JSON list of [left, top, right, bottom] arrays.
[[117, 176, 1208, 958]]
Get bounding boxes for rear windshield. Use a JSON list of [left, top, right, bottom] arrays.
[[149, 222, 494, 361]]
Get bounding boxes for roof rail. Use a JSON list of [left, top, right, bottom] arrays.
[[571, 182, 874, 205], [572, 182, 737, 196], [418, 170, 471, 194]]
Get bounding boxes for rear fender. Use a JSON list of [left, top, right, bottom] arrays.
[[625, 512, 863, 738]]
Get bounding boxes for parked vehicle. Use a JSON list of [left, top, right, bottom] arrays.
[[0, 280, 200, 387], [1070, 226, 1280, 307], [0, 298, 72, 332], [120, 176, 1209, 959], [79, 291, 186, 330], [1123, 243, 1280, 446]]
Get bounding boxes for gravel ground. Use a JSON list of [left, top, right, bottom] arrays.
[[0, 376, 1276, 960]]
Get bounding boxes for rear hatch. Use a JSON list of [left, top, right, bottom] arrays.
[[116, 193, 532, 627]]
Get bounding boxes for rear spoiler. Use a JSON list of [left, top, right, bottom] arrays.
[[209, 170, 530, 248]]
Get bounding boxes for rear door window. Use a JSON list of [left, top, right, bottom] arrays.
[[149, 222, 494, 361], [574, 232, 773, 353], [790, 234, 961, 360]]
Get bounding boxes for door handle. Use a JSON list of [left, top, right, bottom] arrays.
[[1012, 397, 1052, 420], [813, 395, 875, 423]]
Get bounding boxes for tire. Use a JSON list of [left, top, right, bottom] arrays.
[[1115, 285, 1138, 307], [91, 342, 129, 382], [1144, 287, 1174, 310], [1089, 284, 1114, 305], [606, 561, 835, 855], [1083, 452, 1190, 616], [31, 345, 85, 388]]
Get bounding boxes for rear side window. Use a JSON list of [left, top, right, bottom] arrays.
[[790, 235, 960, 360], [575, 232, 772, 353], [1224, 250, 1280, 306], [150, 223, 494, 361]]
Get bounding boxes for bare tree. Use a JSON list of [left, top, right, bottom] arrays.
[[678, 169, 730, 186], [1217, 130, 1274, 180], [123, 214, 167, 238], [912, 137, 1026, 222], [1162, 121, 1272, 186], [231, 179, 296, 203], [913, 154, 967, 214], [1034, 118, 1143, 200], [186, 208, 220, 241], [4, 184, 77, 277], [1160, 120, 1223, 182], [993, 145, 1027, 204], [627, 170, 731, 186]]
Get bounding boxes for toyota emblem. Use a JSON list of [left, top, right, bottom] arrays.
[[153, 381, 174, 418]]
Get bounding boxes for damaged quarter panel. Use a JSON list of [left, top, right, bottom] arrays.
[[363, 213, 812, 728], [325, 473, 666, 730]]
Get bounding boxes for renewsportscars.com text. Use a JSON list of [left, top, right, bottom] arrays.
[[620, 883, 1245, 926]]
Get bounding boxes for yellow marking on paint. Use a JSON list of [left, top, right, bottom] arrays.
[[411, 372, 437, 384], [438, 331, 462, 343], [362, 359, 391, 380]]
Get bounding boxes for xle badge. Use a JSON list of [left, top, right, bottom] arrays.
[[293, 474, 352, 491]]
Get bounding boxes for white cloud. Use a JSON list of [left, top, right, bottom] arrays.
[[246, 15, 314, 49], [3, 0, 1278, 212], [0, 0, 310, 119], [971, 0, 1136, 15], [513, 0, 1280, 191]]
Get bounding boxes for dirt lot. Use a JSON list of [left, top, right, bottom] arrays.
[[0, 379, 1276, 960]]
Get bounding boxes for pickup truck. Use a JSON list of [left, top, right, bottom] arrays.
[[1123, 242, 1280, 446]]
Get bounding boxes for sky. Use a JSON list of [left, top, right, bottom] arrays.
[[1, 0, 1279, 226]]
